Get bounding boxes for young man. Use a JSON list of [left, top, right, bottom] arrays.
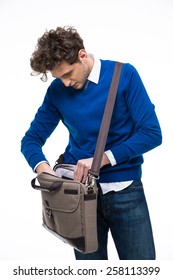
[[21, 26, 162, 260]]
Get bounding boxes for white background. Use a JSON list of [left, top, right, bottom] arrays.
[[0, 0, 173, 263]]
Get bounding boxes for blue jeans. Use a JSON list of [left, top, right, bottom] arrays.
[[74, 180, 155, 260]]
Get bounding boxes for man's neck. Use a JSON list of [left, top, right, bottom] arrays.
[[87, 53, 95, 73]]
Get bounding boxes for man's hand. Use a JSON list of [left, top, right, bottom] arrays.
[[74, 153, 110, 183], [35, 162, 56, 175]]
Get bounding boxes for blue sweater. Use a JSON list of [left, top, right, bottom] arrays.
[[21, 60, 162, 182]]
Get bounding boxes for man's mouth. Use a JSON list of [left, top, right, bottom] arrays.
[[72, 83, 78, 88]]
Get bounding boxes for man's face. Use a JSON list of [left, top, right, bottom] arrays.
[[51, 50, 91, 89]]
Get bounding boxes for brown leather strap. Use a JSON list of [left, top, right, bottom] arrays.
[[90, 62, 123, 177]]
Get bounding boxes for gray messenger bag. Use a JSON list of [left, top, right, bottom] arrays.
[[31, 62, 122, 254]]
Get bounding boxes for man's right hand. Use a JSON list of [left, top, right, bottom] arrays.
[[35, 162, 56, 175]]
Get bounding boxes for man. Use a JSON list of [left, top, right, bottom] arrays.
[[21, 26, 162, 260]]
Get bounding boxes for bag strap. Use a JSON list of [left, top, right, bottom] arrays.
[[90, 62, 123, 178]]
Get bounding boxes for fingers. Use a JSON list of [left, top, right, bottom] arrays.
[[74, 158, 92, 183]]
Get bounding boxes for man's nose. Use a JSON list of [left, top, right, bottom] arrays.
[[62, 78, 71, 87]]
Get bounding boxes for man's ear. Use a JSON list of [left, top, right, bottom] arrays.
[[78, 49, 87, 62]]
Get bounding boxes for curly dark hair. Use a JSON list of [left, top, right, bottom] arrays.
[[30, 26, 85, 81]]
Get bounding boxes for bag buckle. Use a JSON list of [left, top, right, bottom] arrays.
[[86, 174, 98, 194]]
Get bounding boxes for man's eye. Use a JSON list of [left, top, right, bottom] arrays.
[[63, 71, 72, 78]]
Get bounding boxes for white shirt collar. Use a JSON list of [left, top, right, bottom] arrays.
[[87, 56, 101, 84]]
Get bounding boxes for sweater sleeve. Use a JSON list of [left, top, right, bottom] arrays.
[[21, 87, 61, 170], [110, 64, 162, 164]]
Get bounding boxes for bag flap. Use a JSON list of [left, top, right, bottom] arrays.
[[41, 180, 82, 213]]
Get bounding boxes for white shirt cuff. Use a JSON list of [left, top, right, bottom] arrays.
[[105, 150, 117, 166]]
